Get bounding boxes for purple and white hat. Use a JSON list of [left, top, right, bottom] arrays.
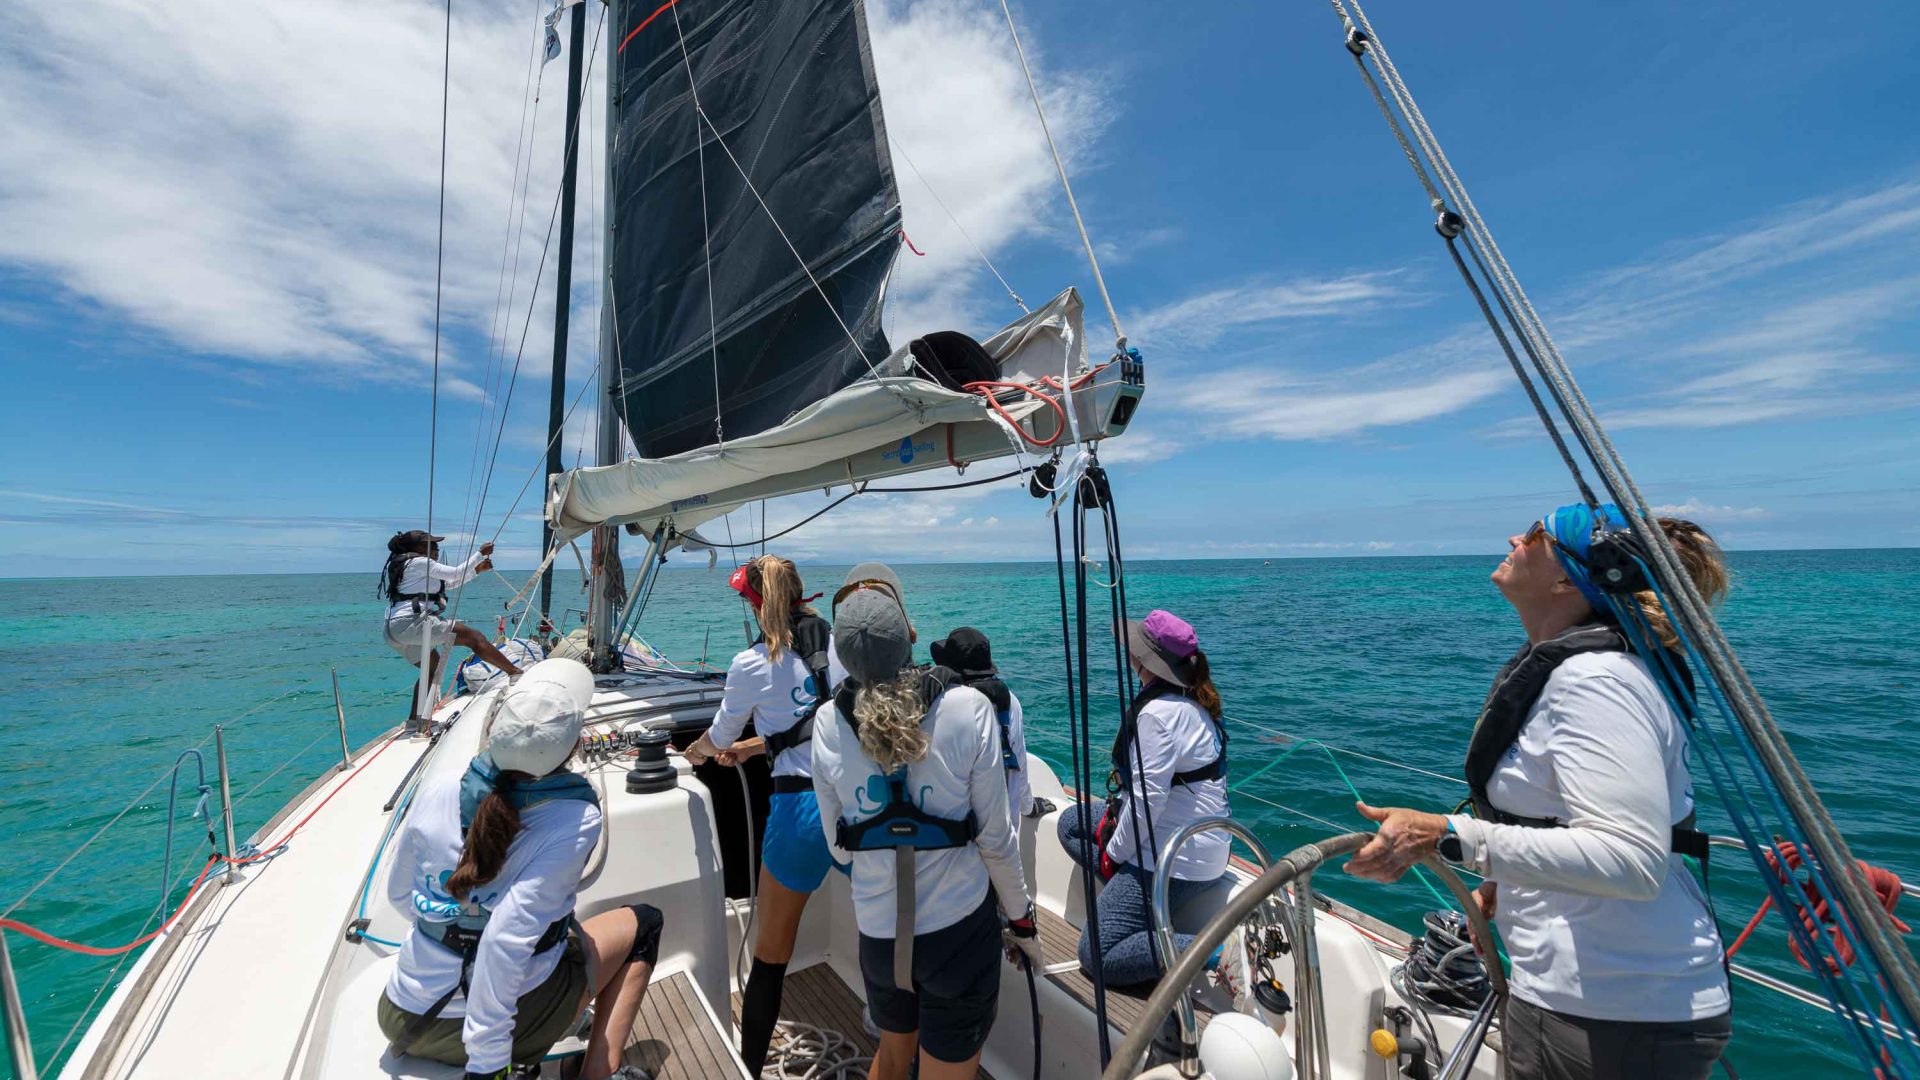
[[1124, 609, 1199, 688]]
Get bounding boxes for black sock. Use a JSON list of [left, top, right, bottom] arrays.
[[738, 957, 788, 1076]]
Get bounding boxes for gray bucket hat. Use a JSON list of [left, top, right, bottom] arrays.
[[834, 561, 906, 614], [833, 587, 915, 687]]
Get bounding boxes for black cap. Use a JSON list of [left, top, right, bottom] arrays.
[[929, 627, 996, 679]]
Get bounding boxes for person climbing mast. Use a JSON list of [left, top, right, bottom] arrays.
[[379, 529, 523, 726]]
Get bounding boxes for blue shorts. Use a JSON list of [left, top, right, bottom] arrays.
[[763, 790, 836, 893]]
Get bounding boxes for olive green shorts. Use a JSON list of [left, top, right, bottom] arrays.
[[379, 934, 592, 1067]]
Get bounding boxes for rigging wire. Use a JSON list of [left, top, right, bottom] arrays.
[[670, 3, 728, 446], [425, 0, 452, 538], [457, 0, 550, 546], [889, 135, 1028, 313], [1330, 0, 1920, 1066], [995, 0, 1124, 351], [687, 466, 1036, 551]]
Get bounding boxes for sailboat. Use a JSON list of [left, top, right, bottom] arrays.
[[9, 2, 1918, 1080]]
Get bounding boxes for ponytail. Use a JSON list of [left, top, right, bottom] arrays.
[[748, 555, 817, 662], [1631, 517, 1729, 649], [1186, 649, 1222, 720], [446, 771, 527, 899]]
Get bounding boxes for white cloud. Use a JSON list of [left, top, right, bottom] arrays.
[[1125, 272, 1411, 351], [1168, 364, 1507, 441], [1649, 498, 1767, 519], [869, 0, 1107, 340]]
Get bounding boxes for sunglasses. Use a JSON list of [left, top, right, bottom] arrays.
[[832, 579, 904, 613]]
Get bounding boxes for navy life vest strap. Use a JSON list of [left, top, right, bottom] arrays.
[[831, 666, 981, 987], [762, 613, 834, 765], [1463, 621, 1705, 859], [1111, 681, 1228, 791]]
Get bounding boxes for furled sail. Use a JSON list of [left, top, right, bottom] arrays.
[[609, 0, 900, 459]]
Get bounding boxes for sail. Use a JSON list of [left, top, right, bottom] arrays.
[[608, 0, 901, 459]]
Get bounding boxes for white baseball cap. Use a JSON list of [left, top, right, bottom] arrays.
[[488, 658, 594, 776]]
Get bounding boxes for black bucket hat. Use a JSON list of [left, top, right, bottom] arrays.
[[389, 528, 445, 553], [929, 627, 996, 679]]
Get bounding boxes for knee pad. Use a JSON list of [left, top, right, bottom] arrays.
[[625, 903, 664, 966]]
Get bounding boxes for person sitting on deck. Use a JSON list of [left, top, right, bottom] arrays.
[[378, 658, 660, 1080], [1056, 609, 1234, 989], [1346, 506, 1731, 1080], [379, 529, 523, 724], [679, 555, 835, 1076], [929, 626, 1055, 819], [813, 587, 1041, 1080]]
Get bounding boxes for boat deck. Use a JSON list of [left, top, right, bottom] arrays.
[[730, 963, 995, 1079], [625, 971, 750, 1080], [1033, 908, 1217, 1037]]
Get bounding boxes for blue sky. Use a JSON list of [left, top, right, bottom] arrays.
[[2, 0, 1917, 577]]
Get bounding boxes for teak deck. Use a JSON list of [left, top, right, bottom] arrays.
[[1034, 906, 1217, 1037], [625, 971, 751, 1079], [730, 962, 995, 1079]]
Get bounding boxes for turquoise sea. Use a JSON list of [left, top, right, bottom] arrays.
[[2, 550, 1915, 1077]]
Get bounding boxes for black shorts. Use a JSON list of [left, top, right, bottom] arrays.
[[859, 892, 1002, 1063]]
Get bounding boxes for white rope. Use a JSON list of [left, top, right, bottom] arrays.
[[671, 4, 729, 446], [889, 135, 1028, 313], [995, 0, 1125, 351], [761, 1020, 872, 1080]]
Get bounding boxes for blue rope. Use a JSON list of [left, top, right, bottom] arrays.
[[1607, 556, 1920, 1077]]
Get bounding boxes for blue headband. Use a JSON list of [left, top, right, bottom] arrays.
[[1543, 502, 1629, 612]]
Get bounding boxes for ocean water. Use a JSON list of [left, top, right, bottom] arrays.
[[2, 550, 1914, 1076]]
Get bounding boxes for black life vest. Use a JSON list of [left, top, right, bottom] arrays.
[[383, 552, 448, 611], [830, 665, 981, 854], [1464, 621, 1708, 860], [1111, 680, 1228, 792], [757, 613, 833, 765], [831, 667, 982, 987]]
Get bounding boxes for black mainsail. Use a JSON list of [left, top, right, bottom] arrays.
[[609, 0, 901, 459]]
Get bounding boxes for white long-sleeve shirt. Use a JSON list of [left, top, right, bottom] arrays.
[[383, 769, 602, 1074], [1001, 689, 1032, 818], [1107, 691, 1230, 880], [812, 683, 1032, 937], [385, 551, 485, 620], [708, 642, 821, 780], [1448, 650, 1728, 1022]]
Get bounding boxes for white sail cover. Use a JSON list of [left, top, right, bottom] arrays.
[[548, 289, 1088, 538]]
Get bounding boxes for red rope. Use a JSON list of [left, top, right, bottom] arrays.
[[0, 733, 405, 954], [962, 380, 1068, 448], [1724, 841, 1909, 973], [617, 0, 687, 54], [900, 228, 926, 257]]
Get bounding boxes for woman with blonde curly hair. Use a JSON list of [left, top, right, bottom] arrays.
[[1348, 505, 1732, 1080], [812, 586, 1039, 1080], [682, 555, 833, 1075]]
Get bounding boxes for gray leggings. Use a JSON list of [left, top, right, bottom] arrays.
[[1057, 800, 1228, 987], [1505, 994, 1731, 1080]]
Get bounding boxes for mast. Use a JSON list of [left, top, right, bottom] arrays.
[[588, 0, 622, 673], [539, 0, 588, 627]]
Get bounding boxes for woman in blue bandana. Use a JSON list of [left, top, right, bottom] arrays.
[[1347, 506, 1732, 1080], [379, 659, 663, 1080]]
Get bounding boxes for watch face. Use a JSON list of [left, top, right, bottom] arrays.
[[1438, 834, 1465, 864]]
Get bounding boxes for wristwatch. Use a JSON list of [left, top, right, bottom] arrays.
[[1436, 819, 1465, 865]]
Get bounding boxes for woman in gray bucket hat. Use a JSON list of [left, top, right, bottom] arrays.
[[1055, 609, 1237, 991]]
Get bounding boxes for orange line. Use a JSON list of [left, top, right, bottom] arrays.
[[618, 0, 687, 54]]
